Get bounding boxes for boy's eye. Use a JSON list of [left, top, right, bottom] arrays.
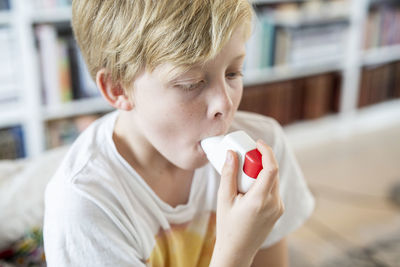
[[226, 71, 244, 79], [176, 80, 205, 92]]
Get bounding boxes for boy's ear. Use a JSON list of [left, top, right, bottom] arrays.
[[96, 69, 133, 111]]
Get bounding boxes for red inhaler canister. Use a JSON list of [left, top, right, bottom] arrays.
[[200, 131, 263, 193]]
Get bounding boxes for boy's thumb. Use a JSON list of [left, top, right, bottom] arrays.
[[219, 150, 239, 203]]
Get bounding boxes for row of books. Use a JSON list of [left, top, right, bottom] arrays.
[[0, 0, 9, 10], [364, 2, 400, 50], [45, 114, 101, 149], [359, 60, 400, 108], [244, 1, 349, 71], [0, 26, 18, 105], [0, 114, 101, 158], [36, 23, 99, 107], [239, 72, 341, 126], [0, 125, 25, 160], [30, 0, 71, 9]]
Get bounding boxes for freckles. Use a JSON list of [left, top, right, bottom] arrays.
[[177, 102, 196, 118]]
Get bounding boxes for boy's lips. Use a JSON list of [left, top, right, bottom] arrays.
[[198, 132, 226, 153], [201, 130, 228, 141]]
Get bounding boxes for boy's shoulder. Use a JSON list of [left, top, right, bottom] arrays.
[[52, 111, 119, 184]]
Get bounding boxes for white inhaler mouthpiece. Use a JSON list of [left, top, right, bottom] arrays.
[[201, 130, 263, 193]]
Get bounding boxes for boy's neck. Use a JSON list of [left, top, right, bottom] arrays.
[[113, 111, 195, 207], [113, 111, 187, 175]]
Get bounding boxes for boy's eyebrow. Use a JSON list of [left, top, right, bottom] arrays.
[[164, 53, 246, 85], [164, 68, 204, 85], [232, 53, 246, 61]]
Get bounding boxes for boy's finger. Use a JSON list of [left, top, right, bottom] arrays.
[[219, 150, 239, 204], [256, 140, 278, 169], [250, 140, 279, 196], [252, 168, 278, 196], [270, 172, 280, 198]]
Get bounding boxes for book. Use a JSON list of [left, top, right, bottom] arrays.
[[359, 62, 399, 107], [72, 41, 99, 98], [248, 1, 348, 69], [288, 78, 304, 123], [0, 126, 25, 160], [259, 13, 276, 68], [0, 0, 10, 10], [57, 38, 73, 102], [274, 26, 290, 66], [364, 3, 400, 49], [273, 81, 296, 125], [244, 15, 263, 71], [331, 73, 341, 113], [36, 24, 61, 106], [65, 33, 99, 99], [302, 73, 334, 120], [45, 114, 100, 149], [240, 71, 341, 124], [358, 66, 371, 108], [289, 22, 347, 66], [240, 79, 302, 125], [36, 23, 98, 106], [0, 26, 18, 103], [392, 61, 400, 98]]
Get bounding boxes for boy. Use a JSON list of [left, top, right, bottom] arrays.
[[43, 0, 314, 266]]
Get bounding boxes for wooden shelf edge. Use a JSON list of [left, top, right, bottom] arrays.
[[244, 59, 343, 86], [362, 45, 400, 66], [0, 10, 11, 25], [42, 97, 114, 121], [30, 6, 72, 24], [284, 99, 400, 150], [0, 103, 23, 128]]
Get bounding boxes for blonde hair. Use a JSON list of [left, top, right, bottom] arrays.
[[72, 0, 253, 90]]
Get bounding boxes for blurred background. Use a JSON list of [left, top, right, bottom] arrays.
[[0, 0, 399, 266]]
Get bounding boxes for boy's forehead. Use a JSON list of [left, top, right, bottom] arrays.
[[152, 24, 248, 83]]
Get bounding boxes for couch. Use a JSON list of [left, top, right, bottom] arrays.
[[0, 146, 69, 267]]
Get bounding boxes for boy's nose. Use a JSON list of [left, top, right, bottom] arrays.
[[207, 81, 234, 119]]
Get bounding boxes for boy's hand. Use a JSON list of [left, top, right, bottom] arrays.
[[210, 140, 284, 267]]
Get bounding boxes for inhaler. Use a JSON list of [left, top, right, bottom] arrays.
[[200, 130, 263, 193]]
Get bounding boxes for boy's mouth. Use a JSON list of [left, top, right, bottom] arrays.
[[198, 132, 226, 154]]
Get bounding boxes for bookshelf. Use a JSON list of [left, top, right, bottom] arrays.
[[42, 97, 113, 121], [243, 58, 343, 85], [30, 6, 71, 23], [0, 102, 23, 128], [363, 44, 400, 66], [1, 0, 400, 159], [0, 10, 11, 25]]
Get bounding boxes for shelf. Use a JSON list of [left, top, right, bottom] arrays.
[[0, 10, 10, 25], [284, 98, 400, 149], [362, 45, 400, 67], [1, 0, 389, 156], [42, 97, 114, 121], [273, 14, 349, 27], [252, 0, 308, 4], [30, 6, 72, 24], [243, 58, 343, 86], [0, 102, 23, 128]]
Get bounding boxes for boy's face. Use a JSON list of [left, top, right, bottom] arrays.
[[129, 25, 247, 170]]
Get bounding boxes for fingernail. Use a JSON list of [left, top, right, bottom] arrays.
[[226, 151, 233, 164], [257, 139, 266, 146]]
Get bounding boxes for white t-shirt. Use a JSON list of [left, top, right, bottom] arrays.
[[43, 110, 315, 267]]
